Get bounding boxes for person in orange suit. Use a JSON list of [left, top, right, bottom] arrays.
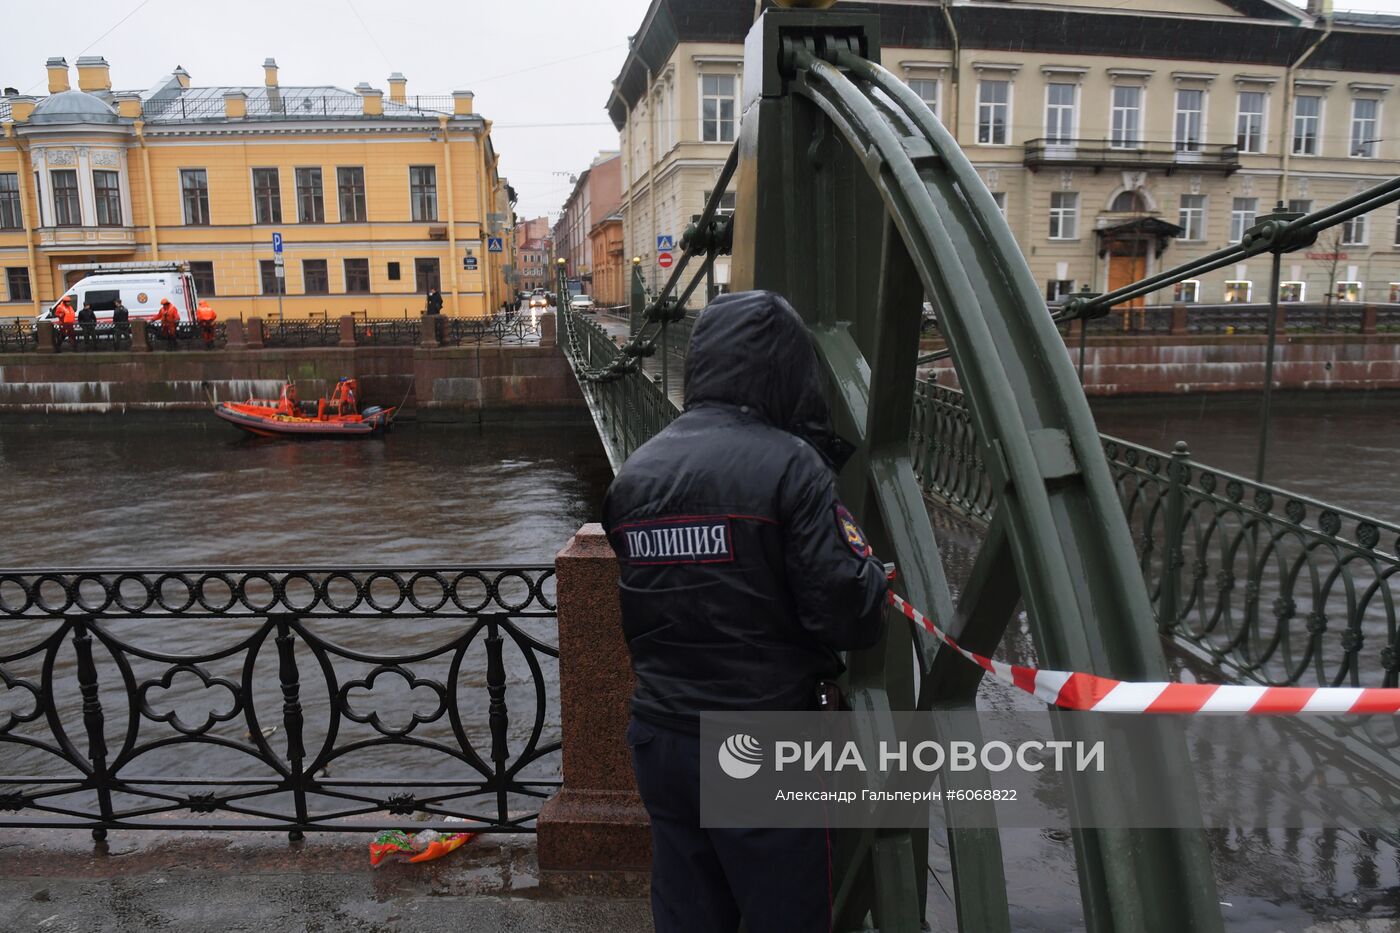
[[54, 297, 77, 352], [156, 298, 181, 350], [195, 300, 218, 350]]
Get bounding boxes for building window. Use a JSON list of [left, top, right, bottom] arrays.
[[1174, 89, 1204, 152], [1178, 194, 1206, 241], [1336, 280, 1363, 302], [1351, 98, 1380, 158], [409, 166, 437, 221], [701, 74, 738, 143], [1045, 82, 1076, 144], [703, 189, 737, 216], [977, 79, 1010, 145], [1236, 91, 1266, 153], [1223, 280, 1252, 303], [1230, 197, 1258, 243], [1174, 280, 1200, 303], [1288, 199, 1313, 216], [344, 258, 370, 293], [338, 167, 366, 223], [180, 169, 209, 225], [1049, 192, 1078, 239], [1110, 86, 1142, 148], [252, 168, 282, 224], [908, 77, 939, 117], [190, 261, 216, 297], [1046, 279, 1075, 303], [387, 261, 401, 281], [51, 169, 80, 226], [1342, 214, 1368, 246], [0, 174, 21, 229], [1390, 283, 1400, 303], [295, 168, 324, 224], [259, 259, 284, 294], [1279, 281, 1305, 302], [93, 170, 122, 227], [990, 192, 1007, 217], [5, 267, 31, 302], [302, 259, 329, 294], [1292, 95, 1321, 156], [415, 257, 441, 293]]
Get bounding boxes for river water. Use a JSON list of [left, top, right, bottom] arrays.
[[3, 402, 1400, 931]]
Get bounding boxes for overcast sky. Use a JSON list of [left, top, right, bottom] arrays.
[[6, 0, 1398, 224]]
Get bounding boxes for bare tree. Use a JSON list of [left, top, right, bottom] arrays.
[[1312, 228, 1346, 328]]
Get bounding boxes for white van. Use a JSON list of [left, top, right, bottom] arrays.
[[37, 262, 198, 324]]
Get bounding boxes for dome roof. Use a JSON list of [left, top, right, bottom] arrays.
[[30, 90, 119, 124]]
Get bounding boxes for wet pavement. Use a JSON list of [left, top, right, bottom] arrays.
[[0, 827, 651, 933]]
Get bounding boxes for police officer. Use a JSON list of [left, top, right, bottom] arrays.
[[602, 290, 889, 933]]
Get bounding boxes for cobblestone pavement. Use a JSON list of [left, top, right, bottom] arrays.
[[0, 828, 651, 933]]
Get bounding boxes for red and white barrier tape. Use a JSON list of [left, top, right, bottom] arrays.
[[887, 590, 1400, 715]]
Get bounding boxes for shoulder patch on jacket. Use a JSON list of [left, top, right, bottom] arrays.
[[614, 516, 735, 565], [835, 504, 872, 558]]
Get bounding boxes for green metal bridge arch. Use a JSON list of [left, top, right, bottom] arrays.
[[555, 9, 1400, 931]]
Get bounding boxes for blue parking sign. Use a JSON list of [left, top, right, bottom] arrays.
[[487, 236, 504, 252], [272, 232, 283, 254]]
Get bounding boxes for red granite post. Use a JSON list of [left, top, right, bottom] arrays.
[[1362, 303, 1378, 335], [130, 319, 151, 353], [35, 320, 56, 354], [537, 523, 651, 874], [246, 317, 265, 350], [1170, 302, 1189, 336], [540, 311, 556, 348], [225, 319, 248, 351], [338, 315, 357, 349], [419, 315, 440, 349]]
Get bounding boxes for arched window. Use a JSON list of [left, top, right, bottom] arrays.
[[1110, 190, 1148, 212]]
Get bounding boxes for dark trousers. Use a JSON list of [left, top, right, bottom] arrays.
[[627, 717, 831, 933]]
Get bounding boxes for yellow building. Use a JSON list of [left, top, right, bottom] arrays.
[[0, 56, 514, 320]]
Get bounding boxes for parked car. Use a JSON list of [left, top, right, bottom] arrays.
[[569, 294, 596, 312]]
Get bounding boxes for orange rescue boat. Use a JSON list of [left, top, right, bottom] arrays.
[[215, 379, 395, 438]]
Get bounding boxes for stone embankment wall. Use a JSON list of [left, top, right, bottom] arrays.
[[0, 345, 583, 421], [926, 333, 1400, 396]]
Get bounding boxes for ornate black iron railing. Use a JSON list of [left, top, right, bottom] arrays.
[[912, 380, 1400, 693], [353, 318, 420, 347], [0, 319, 37, 352], [261, 321, 340, 349], [0, 566, 559, 838], [441, 313, 541, 347]]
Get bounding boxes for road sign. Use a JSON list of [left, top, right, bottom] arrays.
[[657, 234, 673, 251], [487, 236, 504, 253], [274, 264, 285, 278], [272, 232, 283, 254], [464, 256, 478, 271], [274, 254, 284, 267], [658, 251, 674, 269]]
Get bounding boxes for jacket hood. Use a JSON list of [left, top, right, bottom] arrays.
[[683, 290, 853, 468]]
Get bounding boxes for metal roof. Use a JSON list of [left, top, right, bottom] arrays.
[[134, 85, 459, 124]]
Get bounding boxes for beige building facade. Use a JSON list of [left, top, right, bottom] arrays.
[[609, 0, 1400, 308]]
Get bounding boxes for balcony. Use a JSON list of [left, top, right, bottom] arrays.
[[1023, 139, 1240, 175], [36, 225, 137, 253]]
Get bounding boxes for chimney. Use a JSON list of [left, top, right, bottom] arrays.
[[46, 57, 70, 94], [1307, 0, 1334, 16], [388, 72, 407, 104], [264, 57, 279, 88], [223, 90, 248, 120], [358, 84, 383, 116], [76, 56, 111, 92], [114, 92, 142, 118], [172, 66, 190, 89], [8, 96, 36, 122], [453, 89, 474, 116]]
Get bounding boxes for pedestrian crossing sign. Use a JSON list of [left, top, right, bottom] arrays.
[[656, 234, 674, 251], [487, 237, 504, 252]]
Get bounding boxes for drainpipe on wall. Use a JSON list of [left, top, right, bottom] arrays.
[[941, 0, 961, 139], [477, 123, 495, 315], [647, 67, 658, 293], [1277, 13, 1332, 204], [5, 129, 42, 315], [135, 121, 160, 261], [439, 116, 461, 316]]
